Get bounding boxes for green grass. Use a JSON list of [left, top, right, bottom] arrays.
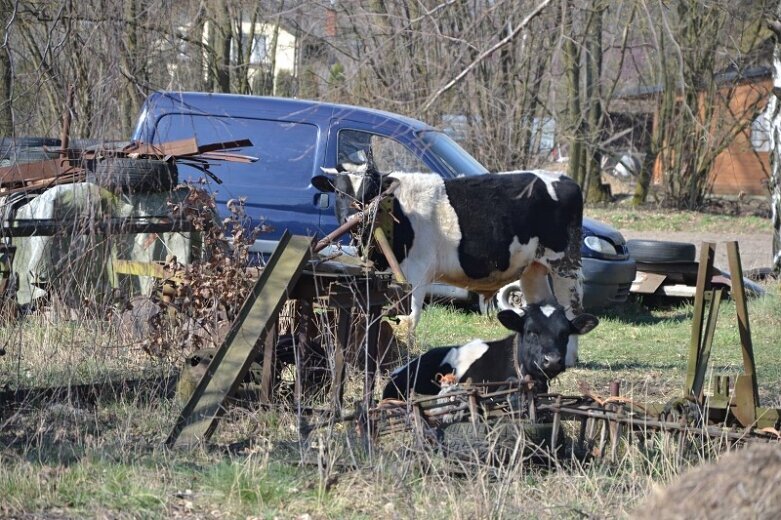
[[419, 287, 781, 405], [1, 211, 780, 518], [584, 207, 771, 233]]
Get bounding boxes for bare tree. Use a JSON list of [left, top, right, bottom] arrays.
[[631, 0, 772, 208], [767, 11, 781, 274], [0, 0, 13, 135]]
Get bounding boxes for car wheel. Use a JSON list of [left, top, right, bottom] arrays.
[[89, 157, 178, 193], [495, 281, 526, 311], [626, 239, 696, 264]]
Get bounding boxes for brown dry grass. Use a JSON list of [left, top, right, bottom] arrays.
[[634, 444, 781, 520]]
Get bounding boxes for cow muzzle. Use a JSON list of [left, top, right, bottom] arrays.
[[541, 353, 563, 374]]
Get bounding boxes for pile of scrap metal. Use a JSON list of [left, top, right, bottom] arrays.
[[0, 136, 256, 308], [0, 137, 255, 196]]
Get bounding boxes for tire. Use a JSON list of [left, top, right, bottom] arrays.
[[0, 137, 61, 149], [626, 239, 696, 264], [90, 157, 178, 193], [495, 281, 526, 311]]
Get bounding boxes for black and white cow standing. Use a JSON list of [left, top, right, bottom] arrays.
[[313, 163, 586, 366], [382, 304, 598, 400]]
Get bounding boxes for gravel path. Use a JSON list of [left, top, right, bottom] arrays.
[[621, 231, 773, 272]]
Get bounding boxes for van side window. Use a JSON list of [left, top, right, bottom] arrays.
[[154, 114, 318, 188], [338, 129, 431, 173]]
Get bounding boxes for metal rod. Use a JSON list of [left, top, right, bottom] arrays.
[[1, 218, 195, 237]]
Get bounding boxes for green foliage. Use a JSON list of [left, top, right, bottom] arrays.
[[585, 207, 771, 233]]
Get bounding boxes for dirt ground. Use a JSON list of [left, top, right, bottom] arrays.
[[621, 230, 773, 272]]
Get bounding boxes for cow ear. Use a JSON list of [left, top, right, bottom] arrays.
[[381, 176, 396, 191], [497, 309, 526, 332], [570, 313, 599, 335], [312, 174, 335, 192]]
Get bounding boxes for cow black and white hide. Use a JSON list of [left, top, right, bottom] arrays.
[[313, 159, 586, 366], [382, 304, 599, 401]]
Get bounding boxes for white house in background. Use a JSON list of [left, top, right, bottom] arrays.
[[164, 20, 297, 95], [202, 20, 297, 95]]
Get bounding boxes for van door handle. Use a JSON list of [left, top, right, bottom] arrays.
[[315, 193, 330, 208]]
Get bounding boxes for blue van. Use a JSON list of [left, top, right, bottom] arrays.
[[132, 92, 635, 309]]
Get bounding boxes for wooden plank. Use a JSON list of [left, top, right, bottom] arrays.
[[124, 138, 200, 157], [631, 271, 666, 294], [331, 299, 351, 412], [125, 138, 252, 158], [112, 260, 167, 279], [684, 243, 715, 396], [0, 158, 68, 186], [733, 374, 758, 427], [197, 139, 252, 154], [691, 288, 723, 399], [726, 241, 759, 407], [166, 233, 313, 448]]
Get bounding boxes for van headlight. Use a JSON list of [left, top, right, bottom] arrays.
[[584, 236, 617, 256]]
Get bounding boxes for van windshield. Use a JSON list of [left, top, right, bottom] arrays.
[[417, 130, 488, 177]]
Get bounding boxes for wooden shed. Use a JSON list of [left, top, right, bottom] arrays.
[[613, 66, 772, 197]]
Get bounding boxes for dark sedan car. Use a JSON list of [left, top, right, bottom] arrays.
[[474, 216, 636, 312]]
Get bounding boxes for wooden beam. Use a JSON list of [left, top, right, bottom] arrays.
[[726, 241, 759, 407], [684, 242, 715, 397], [166, 232, 313, 448]]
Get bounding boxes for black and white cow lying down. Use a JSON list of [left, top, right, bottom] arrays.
[[382, 304, 599, 401], [313, 160, 587, 366]]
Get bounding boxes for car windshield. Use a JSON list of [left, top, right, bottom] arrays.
[[417, 130, 488, 177]]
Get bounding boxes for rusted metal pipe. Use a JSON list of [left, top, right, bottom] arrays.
[[60, 85, 74, 155]]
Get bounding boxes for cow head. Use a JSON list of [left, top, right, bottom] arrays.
[[312, 149, 385, 224], [497, 305, 598, 382]]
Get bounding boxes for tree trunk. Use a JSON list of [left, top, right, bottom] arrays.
[[584, 0, 607, 203], [768, 13, 781, 274], [121, 0, 142, 134], [214, 0, 232, 93], [562, 1, 583, 186], [0, 0, 14, 136]]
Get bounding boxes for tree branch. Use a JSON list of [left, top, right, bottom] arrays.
[[420, 0, 553, 112]]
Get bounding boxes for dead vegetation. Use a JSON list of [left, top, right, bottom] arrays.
[[0, 195, 780, 518], [635, 444, 781, 519]]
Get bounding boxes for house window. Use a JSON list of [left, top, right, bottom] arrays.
[[751, 112, 770, 152], [229, 33, 267, 65], [251, 35, 267, 64]]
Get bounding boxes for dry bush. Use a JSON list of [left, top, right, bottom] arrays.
[[634, 443, 781, 520], [141, 187, 261, 361]]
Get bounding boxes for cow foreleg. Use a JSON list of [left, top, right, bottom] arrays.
[[392, 281, 427, 346], [520, 261, 555, 304], [549, 265, 584, 367], [408, 284, 427, 328]]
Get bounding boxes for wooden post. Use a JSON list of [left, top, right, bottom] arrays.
[[260, 322, 278, 405], [684, 242, 715, 397]]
